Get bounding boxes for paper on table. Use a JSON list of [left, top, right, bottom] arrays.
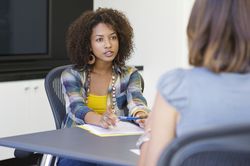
[[78, 121, 144, 137]]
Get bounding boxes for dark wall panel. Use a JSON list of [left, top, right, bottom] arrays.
[[0, 0, 93, 81]]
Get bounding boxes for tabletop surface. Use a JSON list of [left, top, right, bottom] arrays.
[[0, 127, 140, 166]]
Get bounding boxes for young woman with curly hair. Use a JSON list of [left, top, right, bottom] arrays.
[[58, 7, 150, 166]]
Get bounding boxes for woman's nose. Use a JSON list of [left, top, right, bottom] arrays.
[[104, 39, 111, 48]]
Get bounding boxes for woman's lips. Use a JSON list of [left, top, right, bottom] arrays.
[[104, 51, 113, 57]]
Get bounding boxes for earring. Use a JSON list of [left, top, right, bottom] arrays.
[[88, 54, 96, 64]]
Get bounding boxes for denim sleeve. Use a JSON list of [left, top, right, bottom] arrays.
[[126, 71, 151, 115]]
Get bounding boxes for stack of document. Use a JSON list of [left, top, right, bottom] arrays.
[[78, 121, 144, 137]]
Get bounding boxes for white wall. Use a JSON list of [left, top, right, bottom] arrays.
[[94, 0, 194, 107]]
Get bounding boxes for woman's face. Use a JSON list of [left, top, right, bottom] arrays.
[[90, 23, 119, 64]]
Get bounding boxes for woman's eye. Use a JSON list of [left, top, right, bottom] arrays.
[[110, 36, 117, 40], [96, 38, 103, 42]]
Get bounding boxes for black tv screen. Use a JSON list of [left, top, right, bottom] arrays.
[[0, 0, 48, 56], [0, 0, 93, 81]]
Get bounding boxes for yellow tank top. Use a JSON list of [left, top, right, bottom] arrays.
[[87, 94, 107, 115]]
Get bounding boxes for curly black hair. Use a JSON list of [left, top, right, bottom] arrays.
[[66, 8, 134, 69]]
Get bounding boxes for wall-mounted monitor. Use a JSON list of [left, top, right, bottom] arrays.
[[0, 0, 93, 81], [0, 0, 48, 59]]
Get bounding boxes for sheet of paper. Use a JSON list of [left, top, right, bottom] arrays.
[[130, 149, 140, 155], [78, 121, 144, 137]]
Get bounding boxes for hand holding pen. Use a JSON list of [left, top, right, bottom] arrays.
[[99, 107, 148, 129], [99, 106, 118, 129], [118, 111, 148, 128]]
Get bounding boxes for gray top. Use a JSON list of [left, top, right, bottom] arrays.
[[158, 67, 250, 136]]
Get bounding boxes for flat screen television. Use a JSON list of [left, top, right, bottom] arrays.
[[0, 0, 93, 81]]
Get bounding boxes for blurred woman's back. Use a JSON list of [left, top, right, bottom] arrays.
[[138, 0, 250, 165]]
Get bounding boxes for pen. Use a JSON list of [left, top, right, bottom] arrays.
[[118, 116, 144, 121]]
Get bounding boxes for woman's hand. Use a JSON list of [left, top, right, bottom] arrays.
[[99, 106, 118, 128], [134, 111, 148, 128]]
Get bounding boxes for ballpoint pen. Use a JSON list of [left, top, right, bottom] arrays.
[[118, 116, 145, 121]]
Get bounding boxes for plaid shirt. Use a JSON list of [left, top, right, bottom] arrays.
[[61, 65, 150, 128]]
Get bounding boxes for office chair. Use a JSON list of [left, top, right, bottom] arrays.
[[157, 124, 250, 166], [44, 65, 72, 129], [40, 65, 72, 166], [0, 150, 42, 166]]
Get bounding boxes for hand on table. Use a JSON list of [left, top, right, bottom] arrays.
[[99, 106, 118, 129]]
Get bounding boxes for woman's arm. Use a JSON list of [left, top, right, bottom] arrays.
[[61, 69, 92, 126], [138, 92, 178, 166], [126, 70, 150, 127], [126, 71, 150, 115]]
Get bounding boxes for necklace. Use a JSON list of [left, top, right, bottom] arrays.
[[86, 66, 117, 112]]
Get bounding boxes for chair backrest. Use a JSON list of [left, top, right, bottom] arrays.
[[157, 124, 250, 166], [45, 65, 73, 129], [139, 74, 144, 93]]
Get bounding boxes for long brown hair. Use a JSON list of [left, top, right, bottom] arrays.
[[187, 0, 250, 73]]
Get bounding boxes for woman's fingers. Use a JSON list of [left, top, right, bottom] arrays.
[[134, 111, 149, 128], [100, 109, 118, 128], [136, 119, 146, 128]]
